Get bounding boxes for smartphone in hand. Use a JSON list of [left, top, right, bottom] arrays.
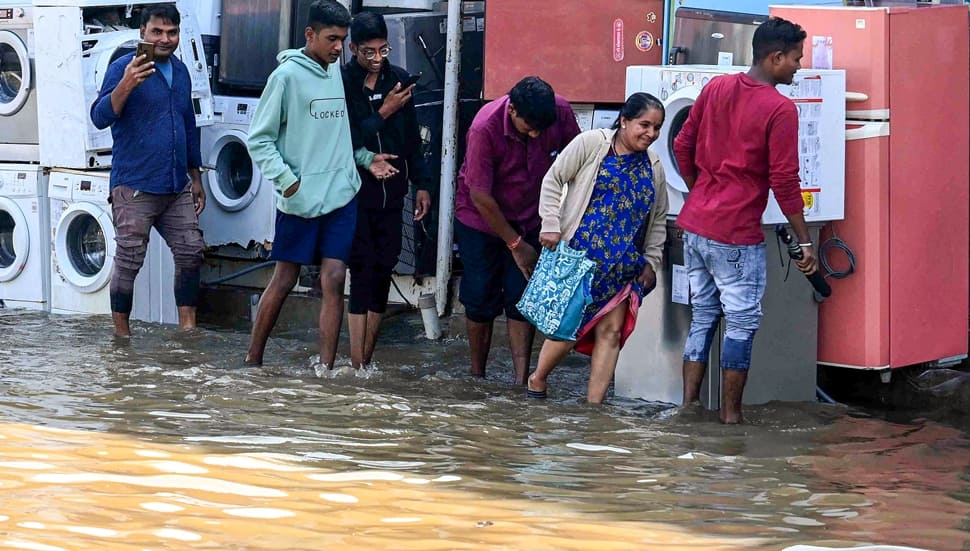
[[401, 73, 421, 89], [136, 41, 156, 63]]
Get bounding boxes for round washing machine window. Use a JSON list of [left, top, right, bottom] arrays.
[[54, 203, 114, 293], [216, 140, 254, 202], [206, 131, 259, 212], [66, 214, 106, 277], [657, 87, 700, 196], [0, 30, 31, 117], [0, 197, 28, 282]]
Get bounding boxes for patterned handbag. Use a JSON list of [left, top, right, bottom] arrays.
[[516, 241, 596, 341]]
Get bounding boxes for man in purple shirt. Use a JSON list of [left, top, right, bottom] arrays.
[[454, 76, 580, 385]]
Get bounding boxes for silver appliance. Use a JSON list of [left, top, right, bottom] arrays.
[[615, 221, 822, 407], [0, 4, 39, 162], [219, 0, 350, 91], [668, 8, 764, 66]]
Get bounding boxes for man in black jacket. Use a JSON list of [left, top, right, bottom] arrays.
[[343, 11, 432, 370]]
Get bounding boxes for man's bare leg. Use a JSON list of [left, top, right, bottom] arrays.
[[246, 262, 300, 365], [720, 368, 748, 424], [466, 318, 493, 378], [507, 318, 535, 386], [318, 258, 347, 369]]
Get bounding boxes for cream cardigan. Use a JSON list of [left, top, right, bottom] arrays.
[[538, 128, 669, 273]]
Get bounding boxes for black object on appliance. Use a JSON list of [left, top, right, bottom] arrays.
[[775, 225, 831, 302]]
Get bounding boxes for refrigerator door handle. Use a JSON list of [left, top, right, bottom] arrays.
[[845, 121, 890, 141]]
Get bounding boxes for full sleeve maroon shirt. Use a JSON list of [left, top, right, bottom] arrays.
[[674, 72, 805, 245]]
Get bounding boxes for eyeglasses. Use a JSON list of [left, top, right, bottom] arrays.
[[360, 46, 391, 61]]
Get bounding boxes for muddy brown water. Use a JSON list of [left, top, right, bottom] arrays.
[[0, 310, 967, 550]]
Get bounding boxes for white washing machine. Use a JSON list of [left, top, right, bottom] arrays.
[[33, 1, 214, 169], [0, 163, 48, 310], [0, 4, 39, 162], [625, 64, 846, 223], [48, 169, 156, 319], [199, 95, 274, 248]]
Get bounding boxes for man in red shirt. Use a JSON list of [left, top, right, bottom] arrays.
[[673, 17, 818, 423], [454, 76, 580, 385]]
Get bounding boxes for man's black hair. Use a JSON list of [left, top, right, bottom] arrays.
[[752, 17, 806, 64], [508, 76, 557, 131], [307, 0, 351, 32], [350, 11, 388, 44], [140, 3, 180, 26]]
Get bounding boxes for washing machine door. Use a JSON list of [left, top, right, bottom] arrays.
[[54, 202, 115, 293], [0, 29, 30, 117], [0, 196, 28, 282], [656, 86, 703, 214], [204, 128, 260, 212]]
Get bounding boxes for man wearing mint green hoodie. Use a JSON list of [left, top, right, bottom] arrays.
[[245, 0, 397, 371]]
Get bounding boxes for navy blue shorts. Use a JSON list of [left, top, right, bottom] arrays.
[[455, 219, 540, 323], [270, 198, 357, 265]]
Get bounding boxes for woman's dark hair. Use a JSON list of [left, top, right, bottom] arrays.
[[140, 4, 179, 26], [612, 92, 665, 129], [508, 76, 557, 131], [350, 11, 387, 44], [752, 17, 806, 63], [307, 0, 351, 32]]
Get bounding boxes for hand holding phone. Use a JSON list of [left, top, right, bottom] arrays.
[[401, 73, 421, 89], [136, 41, 156, 63]]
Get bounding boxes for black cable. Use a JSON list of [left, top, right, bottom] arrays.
[[390, 276, 415, 309], [203, 261, 275, 286], [820, 233, 856, 280]]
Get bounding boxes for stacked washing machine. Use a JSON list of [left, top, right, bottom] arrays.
[[199, 95, 275, 249], [29, 0, 214, 323], [0, 3, 50, 311]]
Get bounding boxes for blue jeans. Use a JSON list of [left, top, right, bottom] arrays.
[[682, 231, 767, 370]]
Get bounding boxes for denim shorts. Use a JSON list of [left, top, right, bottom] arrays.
[[682, 231, 767, 370], [454, 219, 540, 323], [270, 198, 357, 265]]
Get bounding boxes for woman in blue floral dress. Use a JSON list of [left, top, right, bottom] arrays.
[[527, 94, 669, 403]]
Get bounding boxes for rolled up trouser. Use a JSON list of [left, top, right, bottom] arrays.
[[109, 185, 204, 314]]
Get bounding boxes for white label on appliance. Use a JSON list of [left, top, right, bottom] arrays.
[[672, 264, 690, 305], [462, 16, 475, 32], [571, 104, 594, 132], [717, 51, 734, 66], [476, 17, 485, 32], [812, 36, 833, 70], [855, 18, 866, 29]]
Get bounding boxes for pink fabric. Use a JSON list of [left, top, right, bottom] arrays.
[[573, 283, 641, 356]]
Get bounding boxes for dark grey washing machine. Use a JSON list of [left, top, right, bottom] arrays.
[[615, 220, 822, 408]]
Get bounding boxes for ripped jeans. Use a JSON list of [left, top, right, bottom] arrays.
[[682, 231, 766, 370]]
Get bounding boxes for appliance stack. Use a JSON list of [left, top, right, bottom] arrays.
[[0, 2, 49, 311], [0, 0, 216, 323]]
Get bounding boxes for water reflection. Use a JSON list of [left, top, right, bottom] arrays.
[[0, 311, 967, 549]]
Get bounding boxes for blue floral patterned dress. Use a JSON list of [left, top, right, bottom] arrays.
[[568, 150, 655, 329]]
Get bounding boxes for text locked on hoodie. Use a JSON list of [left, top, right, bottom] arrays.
[[342, 60, 432, 211], [247, 49, 363, 219]]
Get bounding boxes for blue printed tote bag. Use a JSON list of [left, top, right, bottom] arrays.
[[516, 241, 596, 340]]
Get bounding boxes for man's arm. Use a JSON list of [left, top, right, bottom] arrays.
[[181, 68, 205, 214], [768, 104, 817, 274], [403, 98, 432, 221], [247, 76, 299, 196], [464, 128, 538, 276], [91, 55, 152, 129]]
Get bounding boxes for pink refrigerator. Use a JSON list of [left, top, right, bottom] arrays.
[[770, 4, 969, 372]]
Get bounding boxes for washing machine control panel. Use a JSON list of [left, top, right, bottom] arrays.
[[0, 170, 39, 197], [73, 177, 109, 201]]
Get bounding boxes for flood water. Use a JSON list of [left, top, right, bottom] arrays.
[[0, 310, 968, 550]]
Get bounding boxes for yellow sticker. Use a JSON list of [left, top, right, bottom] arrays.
[[802, 191, 815, 209]]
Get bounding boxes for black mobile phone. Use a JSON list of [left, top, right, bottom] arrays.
[[401, 73, 421, 89], [136, 41, 155, 62]]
